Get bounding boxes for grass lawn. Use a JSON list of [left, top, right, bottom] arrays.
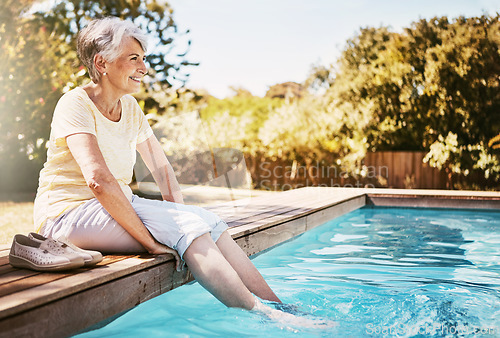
[[0, 201, 34, 246]]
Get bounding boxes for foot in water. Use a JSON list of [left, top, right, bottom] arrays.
[[251, 297, 336, 329], [268, 301, 309, 316]]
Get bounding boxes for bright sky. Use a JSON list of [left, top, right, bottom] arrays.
[[168, 0, 499, 98]]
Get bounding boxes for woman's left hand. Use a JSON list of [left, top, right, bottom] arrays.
[[148, 241, 183, 271]]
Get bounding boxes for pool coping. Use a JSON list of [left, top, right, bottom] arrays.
[[229, 187, 500, 257], [0, 187, 499, 337]]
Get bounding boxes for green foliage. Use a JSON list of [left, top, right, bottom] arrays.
[[257, 94, 369, 169], [167, 15, 500, 190], [423, 132, 462, 172], [313, 15, 500, 188], [490, 134, 500, 150], [0, 0, 69, 191], [200, 92, 284, 155], [304, 64, 334, 93], [0, 0, 195, 192]]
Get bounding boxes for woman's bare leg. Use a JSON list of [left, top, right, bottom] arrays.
[[215, 231, 281, 303], [184, 233, 336, 328], [183, 233, 255, 309]]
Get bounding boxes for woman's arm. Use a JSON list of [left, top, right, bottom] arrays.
[[136, 134, 184, 204], [66, 132, 181, 267]]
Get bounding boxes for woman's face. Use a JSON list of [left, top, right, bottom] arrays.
[[104, 36, 147, 95]]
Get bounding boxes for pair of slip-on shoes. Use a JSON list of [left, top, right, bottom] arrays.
[[9, 233, 103, 272]]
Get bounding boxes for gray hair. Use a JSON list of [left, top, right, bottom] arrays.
[[77, 17, 148, 83]]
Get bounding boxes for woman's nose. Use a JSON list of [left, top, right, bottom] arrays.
[[139, 59, 147, 75]]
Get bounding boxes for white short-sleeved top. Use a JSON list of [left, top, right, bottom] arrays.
[[33, 87, 153, 231]]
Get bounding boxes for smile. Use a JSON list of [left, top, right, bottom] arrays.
[[129, 76, 141, 83]]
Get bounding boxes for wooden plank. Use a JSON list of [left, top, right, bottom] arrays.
[[0, 255, 132, 294], [228, 207, 311, 234], [228, 189, 364, 229], [0, 271, 77, 299], [229, 192, 366, 238], [208, 190, 316, 224], [226, 204, 308, 226], [398, 151, 405, 188], [383, 152, 392, 187], [364, 151, 373, 168], [0, 253, 176, 320], [413, 152, 422, 189], [219, 203, 293, 223], [365, 151, 453, 189], [425, 156, 435, 189], [0, 269, 41, 289], [0, 253, 140, 298], [305, 195, 366, 231], [207, 197, 297, 224], [0, 254, 131, 278], [0, 259, 193, 338], [403, 151, 412, 188], [0, 263, 21, 275], [236, 217, 307, 256], [206, 199, 271, 217], [232, 187, 351, 216], [234, 195, 366, 256]]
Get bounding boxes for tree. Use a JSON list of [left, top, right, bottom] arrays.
[[200, 91, 283, 156], [0, 0, 65, 192], [265, 82, 305, 101], [0, 0, 196, 192], [413, 16, 500, 187], [311, 15, 500, 188]]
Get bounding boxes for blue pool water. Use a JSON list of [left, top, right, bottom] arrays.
[[78, 206, 500, 337]]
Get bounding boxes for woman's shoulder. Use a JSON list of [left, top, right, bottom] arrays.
[[121, 94, 143, 114], [56, 87, 89, 106], [121, 94, 140, 106], [53, 87, 95, 121]]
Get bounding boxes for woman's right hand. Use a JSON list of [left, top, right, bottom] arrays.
[[148, 241, 183, 271]]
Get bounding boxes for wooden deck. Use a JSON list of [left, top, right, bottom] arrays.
[[1, 187, 499, 337]]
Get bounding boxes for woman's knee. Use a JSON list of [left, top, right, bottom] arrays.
[[184, 233, 218, 259]]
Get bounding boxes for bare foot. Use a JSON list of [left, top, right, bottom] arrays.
[[251, 297, 336, 329]]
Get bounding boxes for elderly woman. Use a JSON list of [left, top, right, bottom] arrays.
[[33, 17, 280, 311]]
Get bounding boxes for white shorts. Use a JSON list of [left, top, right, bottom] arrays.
[[41, 195, 228, 259]]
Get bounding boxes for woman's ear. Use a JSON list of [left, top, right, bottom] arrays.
[[94, 54, 107, 75]]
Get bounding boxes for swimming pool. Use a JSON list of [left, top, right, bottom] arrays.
[[77, 206, 500, 337]]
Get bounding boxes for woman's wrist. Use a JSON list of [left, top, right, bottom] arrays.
[[161, 191, 184, 204], [141, 236, 160, 253], [172, 191, 184, 204]]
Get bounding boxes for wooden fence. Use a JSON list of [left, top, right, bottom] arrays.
[[247, 151, 448, 190], [363, 151, 447, 189]]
